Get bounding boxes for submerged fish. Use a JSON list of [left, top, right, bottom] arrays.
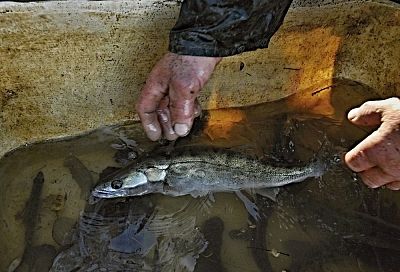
[[92, 147, 332, 199], [13, 172, 56, 272], [50, 198, 207, 272], [64, 155, 94, 199]]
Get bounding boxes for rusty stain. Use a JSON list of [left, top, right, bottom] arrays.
[[204, 109, 246, 140], [311, 85, 335, 96], [0, 3, 399, 270], [283, 67, 301, 71], [0, 1, 399, 161]]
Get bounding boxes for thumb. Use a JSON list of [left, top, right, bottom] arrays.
[[347, 101, 383, 127], [170, 98, 196, 137], [169, 84, 197, 137]]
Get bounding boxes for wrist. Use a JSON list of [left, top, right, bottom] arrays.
[[168, 52, 222, 65]]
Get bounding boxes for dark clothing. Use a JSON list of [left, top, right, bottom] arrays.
[[169, 0, 293, 57]]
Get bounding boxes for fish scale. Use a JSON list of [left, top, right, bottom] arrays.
[[92, 147, 331, 199]]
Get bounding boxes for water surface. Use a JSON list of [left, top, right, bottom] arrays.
[[1, 80, 399, 272]]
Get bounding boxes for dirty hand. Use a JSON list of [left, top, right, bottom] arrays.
[[345, 97, 400, 190], [136, 52, 221, 141]]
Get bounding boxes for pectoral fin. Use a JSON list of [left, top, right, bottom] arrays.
[[235, 191, 260, 221]]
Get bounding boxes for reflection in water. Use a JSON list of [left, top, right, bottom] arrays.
[[1, 81, 400, 271], [50, 198, 208, 271]]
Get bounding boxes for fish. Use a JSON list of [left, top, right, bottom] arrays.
[[249, 195, 275, 272], [50, 198, 208, 272], [12, 172, 57, 272], [92, 147, 333, 199], [63, 155, 94, 199], [195, 217, 225, 272]]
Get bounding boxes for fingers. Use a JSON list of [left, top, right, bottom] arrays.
[[135, 79, 168, 141], [346, 98, 400, 190], [136, 75, 202, 140], [347, 98, 400, 127], [169, 80, 199, 137], [157, 97, 178, 141], [358, 167, 397, 188], [137, 53, 218, 141], [347, 100, 384, 127], [344, 130, 382, 172], [386, 181, 400, 191], [156, 97, 201, 140], [345, 124, 400, 173]]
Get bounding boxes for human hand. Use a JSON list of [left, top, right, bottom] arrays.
[[136, 52, 221, 141], [344, 97, 400, 190]]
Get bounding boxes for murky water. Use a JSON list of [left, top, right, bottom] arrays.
[[1, 80, 400, 272]]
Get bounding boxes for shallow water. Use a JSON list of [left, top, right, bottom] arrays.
[[1, 80, 400, 272]]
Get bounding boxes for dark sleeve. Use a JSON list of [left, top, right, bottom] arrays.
[[169, 0, 293, 57]]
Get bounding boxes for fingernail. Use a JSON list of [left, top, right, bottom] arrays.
[[157, 111, 169, 123], [174, 123, 189, 136], [145, 123, 161, 141], [347, 108, 359, 121]]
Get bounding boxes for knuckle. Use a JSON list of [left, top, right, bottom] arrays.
[[135, 101, 152, 114], [362, 176, 379, 188], [170, 107, 194, 120], [361, 171, 385, 188], [135, 102, 144, 112], [361, 101, 377, 111], [386, 97, 400, 104], [172, 79, 199, 94], [383, 165, 400, 178], [345, 150, 372, 172], [386, 181, 400, 190], [157, 109, 169, 123]]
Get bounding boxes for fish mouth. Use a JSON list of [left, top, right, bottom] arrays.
[[91, 189, 121, 199]]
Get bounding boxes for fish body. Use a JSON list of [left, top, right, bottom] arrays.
[[14, 172, 47, 272], [92, 148, 328, 199], [64, 155, 94, 199]]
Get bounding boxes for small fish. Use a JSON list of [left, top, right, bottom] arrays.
[[195, 217, 225, 272], [64, 155, 94, 199], [50, 198, 207, 271], [13, 171, 45, 272], [92, 147, 333, 199]]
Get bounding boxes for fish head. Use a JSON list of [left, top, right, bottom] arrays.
[[92, 171, 147, 198], [92, 164, 169, 198]]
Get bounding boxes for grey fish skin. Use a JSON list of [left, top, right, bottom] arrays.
[[64, 155, 94, 199], [92, 148, 328, 199], [14, 171, 45, 272]]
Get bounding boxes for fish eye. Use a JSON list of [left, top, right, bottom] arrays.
[[111, 179, 123, 189]]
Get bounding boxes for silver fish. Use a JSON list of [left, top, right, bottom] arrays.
[[92, 147, 331, 199]]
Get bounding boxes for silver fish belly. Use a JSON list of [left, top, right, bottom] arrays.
[[92, 149, 327, 199]]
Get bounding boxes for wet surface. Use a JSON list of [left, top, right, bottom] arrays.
[[1, 81, 399, 271]]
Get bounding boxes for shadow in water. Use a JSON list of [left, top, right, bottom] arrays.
[[1, 80, 399, 272]]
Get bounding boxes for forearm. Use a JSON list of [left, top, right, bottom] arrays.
[[169, 0, 293, 57]]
